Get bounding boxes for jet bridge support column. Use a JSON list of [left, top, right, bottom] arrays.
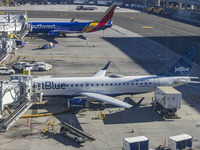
[[0, 75, 33, 131]]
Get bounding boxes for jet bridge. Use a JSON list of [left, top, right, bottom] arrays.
[[0, 75, 33, 131], [0, 12, 30, 56], [0, 12, 28, 35]]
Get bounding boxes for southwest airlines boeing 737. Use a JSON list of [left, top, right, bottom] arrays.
[[28, 4, 116, 37], [33, 47, 200, 109]]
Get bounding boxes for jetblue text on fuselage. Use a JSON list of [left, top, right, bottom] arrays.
[[32, 24, 56, 29], [33, 81, 66, 90]]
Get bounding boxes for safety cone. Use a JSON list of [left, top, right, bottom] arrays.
[[164, 139, 166, 147], [62, 107, 65, 112], [132, 128, 134, 133]]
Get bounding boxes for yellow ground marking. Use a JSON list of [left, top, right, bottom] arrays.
[[10, 55, 129, 60], [129, 17, 135, 20], [155, 23, 198, 36], [60, 14, 68, 16], [116, 13, 135, 20], [141, 26, 154, 29], [0, 12, 5, 14]]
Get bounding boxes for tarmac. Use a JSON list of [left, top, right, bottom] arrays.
[[0, 7, 200, 150]]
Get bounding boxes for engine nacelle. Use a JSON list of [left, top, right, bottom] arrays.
[[48, 31, 60, 37]]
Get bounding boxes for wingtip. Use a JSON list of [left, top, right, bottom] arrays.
[[126, 104, 133, 108], [102, 61, 111, 70]]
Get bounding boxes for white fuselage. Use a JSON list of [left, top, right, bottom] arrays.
[[33, 75, 190, 97]]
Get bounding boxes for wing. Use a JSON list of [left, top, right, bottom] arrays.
[[175, 80, 200, 84], [80, 92, 132, 108], [92, 61, 110, 77]]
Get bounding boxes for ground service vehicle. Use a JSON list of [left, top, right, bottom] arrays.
[[76, 5, 97, 10], [12, 62, 30, 71], [0, 67, 15, 75], [30, 62, 52, 71], [60, 123, 85, 143], [152, 86, 181, 118]]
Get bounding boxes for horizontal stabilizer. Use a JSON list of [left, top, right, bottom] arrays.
[[133, 97, 144, 108], [92, 61, 110, 77], [80, 92, 132, 108]]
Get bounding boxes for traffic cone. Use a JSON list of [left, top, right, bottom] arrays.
[[132, 128, 134, 133], [62, 107, 65, 112], [164, 139, 166, 147]]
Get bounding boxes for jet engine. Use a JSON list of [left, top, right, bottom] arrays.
[[48, 31, 60, 37]]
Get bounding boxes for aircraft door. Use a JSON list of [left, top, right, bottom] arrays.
[[85, 82, 89, 89], [29, 23, 32, 32]]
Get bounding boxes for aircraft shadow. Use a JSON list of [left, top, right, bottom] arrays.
[[102, 36, 200, 114], [37, 34, 59, 44], [35, 97, 86, 147], [52, 133, 84, 148], [103, 106, 165, 124], [65, 35, 87, 40], [32, 47, 43, 50], [145, 11, 200, 28], [102, 36, 200, 68]]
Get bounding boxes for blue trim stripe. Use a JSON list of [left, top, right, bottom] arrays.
[[160, 46, 197, 76]]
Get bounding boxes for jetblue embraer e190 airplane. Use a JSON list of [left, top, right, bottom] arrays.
[[28, 4, 116, 37], [33, 47, 200, 109]]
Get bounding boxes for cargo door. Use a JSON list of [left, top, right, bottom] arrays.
[[29, 22, 32, 32]]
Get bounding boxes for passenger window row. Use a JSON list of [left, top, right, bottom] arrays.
[[65, 82, 152, 87]]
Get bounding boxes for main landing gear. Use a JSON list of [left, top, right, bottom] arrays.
[[92, 103, 105, 110]]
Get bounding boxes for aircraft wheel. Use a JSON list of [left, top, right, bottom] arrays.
[[99, 104, 105, 110]]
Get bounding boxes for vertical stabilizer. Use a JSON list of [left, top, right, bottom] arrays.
[[160, 46, 197, 76], [97, 3, 116, 24], [85, 4, 116, 33]]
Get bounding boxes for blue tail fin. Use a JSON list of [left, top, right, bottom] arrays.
[[160, 46, 197, 76]]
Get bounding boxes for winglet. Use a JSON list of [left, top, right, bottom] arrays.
[[92, 61, 111, 77], [102, 61, 110, 70], [70, 17, 75, 22]]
